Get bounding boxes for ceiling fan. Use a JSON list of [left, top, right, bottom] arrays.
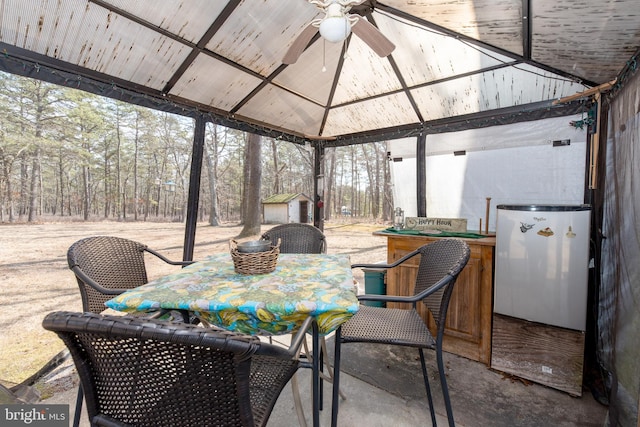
[[283, 0, 395, 64]]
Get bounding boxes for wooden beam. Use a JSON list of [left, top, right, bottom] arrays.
[[553, 80, 616, 105], [589, 92, 603, 189]]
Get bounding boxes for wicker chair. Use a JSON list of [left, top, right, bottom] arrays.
[[261, 223, 329, 426], [331, 238, 471, 427], [67, 235, 193, 314], [43, 311, 311, 427], [261, 223, 326, 254], [66, 235, 194, 427]]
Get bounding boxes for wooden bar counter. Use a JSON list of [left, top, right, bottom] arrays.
[[374, 231, 495, 365]]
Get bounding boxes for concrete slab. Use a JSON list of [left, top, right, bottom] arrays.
[[39, 335, 608, 427], [328, 340, 608, 427], [41, 363, 448, 427]]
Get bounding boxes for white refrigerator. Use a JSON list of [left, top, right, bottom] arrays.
[[494, 204, 591, 331]]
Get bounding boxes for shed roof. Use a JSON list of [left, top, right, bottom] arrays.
[[263, 193, 310, 204], [1, 0, 638, 145]]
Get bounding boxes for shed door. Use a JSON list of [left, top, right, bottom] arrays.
[[299, 201, 309, 223]]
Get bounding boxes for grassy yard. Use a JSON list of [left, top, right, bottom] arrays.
[[0, 220, 387, 387]]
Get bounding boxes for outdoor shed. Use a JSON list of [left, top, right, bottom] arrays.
[[262, 193, 312, 224]]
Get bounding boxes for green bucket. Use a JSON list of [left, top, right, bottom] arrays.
[[362, 267, 386, 307]]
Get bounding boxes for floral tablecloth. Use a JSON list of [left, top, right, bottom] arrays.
[[105, 253, 358, 335]]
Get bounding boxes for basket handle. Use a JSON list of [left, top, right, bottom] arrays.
[[272, 238, 281, 250]]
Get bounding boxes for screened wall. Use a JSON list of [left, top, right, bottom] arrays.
[[599, 69, 640, 426]]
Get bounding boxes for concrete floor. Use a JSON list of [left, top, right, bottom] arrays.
[[326, 340, 608, 427], [38, 335, 608, 427], [40, 356, 451, 427]]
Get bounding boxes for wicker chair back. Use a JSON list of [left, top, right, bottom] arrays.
[[261, 223, 326, 254], [43, 311, 302, 427], [67, 236, 149, 313]]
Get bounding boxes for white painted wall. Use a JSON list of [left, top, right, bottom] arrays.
[[264, 204, 288, 224]]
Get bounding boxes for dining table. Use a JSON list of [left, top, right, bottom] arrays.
[[105, 252, 359, 427]]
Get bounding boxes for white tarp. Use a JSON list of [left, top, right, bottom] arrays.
[[388, 114, 588, 231]]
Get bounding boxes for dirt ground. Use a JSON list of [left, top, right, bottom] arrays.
[[0, 219, 388, 390]]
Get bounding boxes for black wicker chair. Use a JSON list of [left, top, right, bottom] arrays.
[[43, 311, 311, 427], [261, 223, 326, 254], [67, 235, 194, 427], [67, 235, 193, 314], [261, 223, 331, 425], [331, 238, 471, 427]]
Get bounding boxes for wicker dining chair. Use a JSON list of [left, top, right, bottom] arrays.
[[331, 238, 471, 427], [261, 222, 331, 426], [66, 235, 194, 427], [43, 311, 312, 427], [67, 235, 193, 314], [261, 223, 326, 254]]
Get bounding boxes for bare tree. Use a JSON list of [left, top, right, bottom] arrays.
[[133, 109, 141, 220], [114, 102, 124, 220], [238, 132, 262, 238], [271, 139, 283, 195], [360, 143, 384, 219], [0, 73, 395, 224], [204, 124, 223, 226], [325, 147, 336, 220], [383, 143, 393, 221]]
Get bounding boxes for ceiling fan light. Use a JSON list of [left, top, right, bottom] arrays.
[[319, 16, 351, 43]]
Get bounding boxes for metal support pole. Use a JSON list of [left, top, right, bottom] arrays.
[[183, 114, 205, 262], [313, 143, 325, 231], [416, 133, 427, 217]]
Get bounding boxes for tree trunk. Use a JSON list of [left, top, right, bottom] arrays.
[[205, 138, 220, 226], [66, 178, 72, 217], [337, 152, 344, 216], [374, 143, 382, 218], [133, 111, 140, 221], [103, 138, 110, 218], [361, 144, 380, 219], [325, 148, 336, 220], [350, 146, 357, 216], [238, 132, 262, 238], [28, 84, 47, 222], [27, 147, 40, 222], [115, 104, 123, 220], [0, 148, 15, 222], [19, 151, 28, 218], [240, 136, 249, 224], [383, 145, 392, 221], [58, 148, 65, 217], [271, 139, 280, 194]]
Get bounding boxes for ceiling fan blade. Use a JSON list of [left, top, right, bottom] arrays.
[[351, 18, 395, 57], [283, 24, 319, 64]]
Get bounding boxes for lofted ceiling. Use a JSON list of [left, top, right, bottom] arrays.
[[1, 0, 639, 146]]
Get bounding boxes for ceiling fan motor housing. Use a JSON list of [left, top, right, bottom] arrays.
[[319, 2, 352, 42]]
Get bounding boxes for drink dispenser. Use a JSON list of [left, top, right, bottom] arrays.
[[394, 207, 404, 230]]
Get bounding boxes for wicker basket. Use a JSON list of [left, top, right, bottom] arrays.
[[230, 239, 280, 275]]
